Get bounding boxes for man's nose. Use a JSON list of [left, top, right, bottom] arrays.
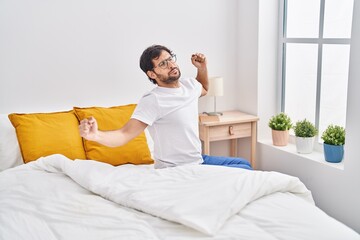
[[168, 60, 176, 68]]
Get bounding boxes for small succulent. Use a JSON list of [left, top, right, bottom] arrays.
[[321, 125, 345, 146], [293, 119, 318, 138], [268, 113, 292, 131]]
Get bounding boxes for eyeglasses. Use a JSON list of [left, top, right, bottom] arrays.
[[154, 54, 177, 69]]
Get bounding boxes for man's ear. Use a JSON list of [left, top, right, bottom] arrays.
[[147, 70, 156, 80]]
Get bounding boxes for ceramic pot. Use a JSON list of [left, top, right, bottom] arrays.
[[271, 130, 289, 146], [295, 136, 315, 154], [323, 143, 344, 163]]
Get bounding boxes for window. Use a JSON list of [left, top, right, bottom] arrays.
[[280, 0, 354, 146]]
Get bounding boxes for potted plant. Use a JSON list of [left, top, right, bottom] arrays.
[[293, 119, 318, 154], [321, 125, 345, 163], [268, 112, 292, 146]]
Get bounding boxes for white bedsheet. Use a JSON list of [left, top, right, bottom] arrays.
[[0, 154, 359, 240]]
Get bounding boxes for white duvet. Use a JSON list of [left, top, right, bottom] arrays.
[[0, 154, 359, 240]]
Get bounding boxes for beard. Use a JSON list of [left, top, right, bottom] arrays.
[[156, 68, 181, 84]]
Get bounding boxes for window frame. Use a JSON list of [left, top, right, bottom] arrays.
[[278, 0, 352, 151]]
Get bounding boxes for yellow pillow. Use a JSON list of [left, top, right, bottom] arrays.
[[73, 104, 153, 165], [8, 110, 86, 163]]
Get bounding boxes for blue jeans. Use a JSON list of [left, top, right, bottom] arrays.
[[202, 154, 252, 170]]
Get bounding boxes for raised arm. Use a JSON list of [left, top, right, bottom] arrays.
[[191, 53, 208, 97], [79, 117, 147, 147]]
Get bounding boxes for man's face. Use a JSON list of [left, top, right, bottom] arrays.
[[150, 51, 181, 85]]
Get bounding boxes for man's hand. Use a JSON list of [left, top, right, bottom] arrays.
[[191, 53, 207, 69], [191, 53, 208, 96], [79, 116, 98, 141]]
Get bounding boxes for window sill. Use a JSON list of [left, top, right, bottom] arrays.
[[258, 139, 344, 170]]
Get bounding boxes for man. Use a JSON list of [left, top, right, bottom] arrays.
[[79, 45, 251, 169]]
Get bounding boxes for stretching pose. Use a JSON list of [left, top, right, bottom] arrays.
[[79, 44, 251, 169]]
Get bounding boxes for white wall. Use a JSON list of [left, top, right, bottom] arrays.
[[0, 0, 238, 114], [237, 0, 258, 115], [0, 0, 247, 159]]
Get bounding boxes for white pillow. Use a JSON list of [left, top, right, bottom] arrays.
[[0, 114, 23, 171]]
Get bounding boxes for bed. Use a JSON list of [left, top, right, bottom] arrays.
[[0, 109, 359, 240]]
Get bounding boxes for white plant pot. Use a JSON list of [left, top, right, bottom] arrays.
[[295, 136, 315, 154]]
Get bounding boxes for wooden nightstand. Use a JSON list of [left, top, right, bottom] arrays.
[[199, 111, 259, 169]]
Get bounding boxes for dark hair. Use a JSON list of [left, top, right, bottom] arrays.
[[139, 44, 173, 84]]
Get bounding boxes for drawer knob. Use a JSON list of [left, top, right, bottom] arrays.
[[229, 126, 234, 135]]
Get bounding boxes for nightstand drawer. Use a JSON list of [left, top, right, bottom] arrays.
[[208, 123, 251, 141]]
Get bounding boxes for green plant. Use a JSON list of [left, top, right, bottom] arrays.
[[293, 119, 318, 138], [268, 113, 292, 131], [321, 125, 345, 146]]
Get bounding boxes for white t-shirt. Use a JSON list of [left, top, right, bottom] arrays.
[[131, 77, 203, 169]]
